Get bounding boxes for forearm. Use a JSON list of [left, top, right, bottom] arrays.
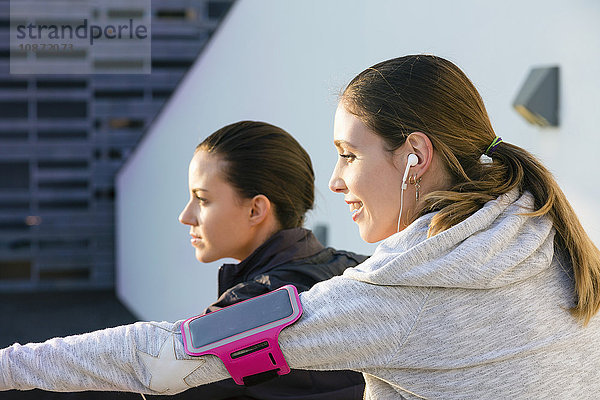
[[0, 321, 230, 394]]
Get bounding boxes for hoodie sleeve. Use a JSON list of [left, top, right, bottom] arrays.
[[0, 320, 230, 394], [274, 275, 430, 373], [1, 276, 427, 393]]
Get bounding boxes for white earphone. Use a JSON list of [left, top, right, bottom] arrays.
[[397, 153, 418, 232], [401, 153, 419, 190]]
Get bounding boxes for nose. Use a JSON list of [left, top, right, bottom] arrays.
[[178, 200, 197, 226], [329, 164, 348, 194]]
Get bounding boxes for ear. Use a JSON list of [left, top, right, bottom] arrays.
[[405, 132, 434, 178], [248, 194, 272, 226]]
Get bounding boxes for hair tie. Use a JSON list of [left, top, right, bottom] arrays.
[[484, 136, 503, 156]]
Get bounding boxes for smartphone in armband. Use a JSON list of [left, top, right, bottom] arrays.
[[181, 285, 303, 386]]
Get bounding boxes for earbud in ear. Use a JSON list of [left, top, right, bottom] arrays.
[[407, 153, 418, 167], [397, 153, 419, 232], [401, 154, 418, 189]]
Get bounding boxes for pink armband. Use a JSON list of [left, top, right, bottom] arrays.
[[181, 285, 303, 385]]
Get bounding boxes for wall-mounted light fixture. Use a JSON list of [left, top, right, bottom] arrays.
[[513, 66, 559, 127]]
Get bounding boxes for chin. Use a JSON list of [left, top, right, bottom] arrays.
[[195, 250, 217, 264], [359, 226, 395, 243], [359, 229, 380, 244]]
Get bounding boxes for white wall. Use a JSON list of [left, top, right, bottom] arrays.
[[116, 0, 600, 321]]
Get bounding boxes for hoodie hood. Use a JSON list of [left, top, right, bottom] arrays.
[[344, 189, 556, 289]]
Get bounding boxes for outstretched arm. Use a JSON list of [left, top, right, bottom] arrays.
[[1, 275, 426, 395], [0, 320, 230, 395]]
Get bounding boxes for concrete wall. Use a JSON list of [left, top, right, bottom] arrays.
[[116, 0, 600, 321]]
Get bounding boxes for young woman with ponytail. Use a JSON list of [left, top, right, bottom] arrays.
[[1, 55, 599, 399], [339, 55, 600, 325]]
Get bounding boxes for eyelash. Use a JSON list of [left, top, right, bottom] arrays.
[[339, 153, 356, 161], [194, 195, 208, 204]]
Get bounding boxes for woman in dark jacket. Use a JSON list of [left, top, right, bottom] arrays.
[[1, 121, 365, 400], [167, 121, 366, 399]]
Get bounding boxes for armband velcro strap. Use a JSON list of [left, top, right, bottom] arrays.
[[181, 285, 303, 385]]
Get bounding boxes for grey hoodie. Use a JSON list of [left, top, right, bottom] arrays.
[[2, 190, 599, 399]]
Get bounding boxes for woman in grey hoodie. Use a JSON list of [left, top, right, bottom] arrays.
[[2, 55, 600, 399]]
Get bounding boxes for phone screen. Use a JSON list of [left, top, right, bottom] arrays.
[[188, 289, 294, 348]]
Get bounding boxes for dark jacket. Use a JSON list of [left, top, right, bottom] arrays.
[[165, 227, 368, 400]]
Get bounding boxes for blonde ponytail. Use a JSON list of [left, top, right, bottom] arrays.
[[423, 141, 600, 325]]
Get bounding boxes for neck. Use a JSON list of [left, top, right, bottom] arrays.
[[234, 219, 282, 262]]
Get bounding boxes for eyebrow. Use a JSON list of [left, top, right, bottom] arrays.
[[333, 139, 358, 149]]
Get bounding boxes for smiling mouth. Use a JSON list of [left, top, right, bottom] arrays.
[[348, 202, 364, 221], [190, 234, 202, 246]]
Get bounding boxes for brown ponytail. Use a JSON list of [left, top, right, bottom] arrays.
[[342, 54, 600, 325]]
